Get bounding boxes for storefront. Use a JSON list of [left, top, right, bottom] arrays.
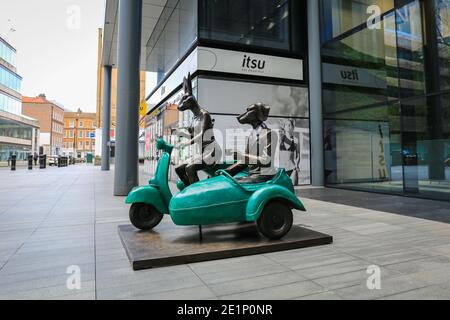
[[145, 0, 311, 186], [102, 0, 449, 200], [320, 0, 450, 200]]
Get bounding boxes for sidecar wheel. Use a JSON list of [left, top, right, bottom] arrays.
[[129, 203, 163, 231], [257, 201, 293, 240]]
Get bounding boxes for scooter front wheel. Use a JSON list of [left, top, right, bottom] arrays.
[[129, 203, 163, 231]]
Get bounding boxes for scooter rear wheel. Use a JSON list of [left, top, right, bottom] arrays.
[[129, 203, 163, 231], [257, 201, 293, 240]]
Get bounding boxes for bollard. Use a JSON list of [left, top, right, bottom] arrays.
[[43, 155, 47, 169], [39, 155, 45, 169], [11, 155, 17, 171], [28, 154, 33, 170]]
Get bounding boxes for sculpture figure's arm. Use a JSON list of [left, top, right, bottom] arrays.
[[240, 130, 274, 167], [192, 113, 213, 145]]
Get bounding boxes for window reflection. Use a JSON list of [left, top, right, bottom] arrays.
[[0, 92, 21, 115], [0, 40, 17, 67], [321, 0, 450, 200], [0, 65, 22, 92], [199, 0, 292, 51], [146, 0, 198, 84], [436, 0, 450, 90]]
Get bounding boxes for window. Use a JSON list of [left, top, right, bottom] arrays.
[[69, 130, 74, 138], [0, 39, 17, 66], [86, 131, 91, 138], [320, 0, 450, 201], [78, 131, 83, 138], [0, 92, 21, 115], [78, 141, 83, 149], [85, 141, 90, 148], [69, 120, 74, 128], [0, 65, 22, 92], [79, 121, 83, 128], [146, 0, 198, 83], [199, 0, 305, 53]]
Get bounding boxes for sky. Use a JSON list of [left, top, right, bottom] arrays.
[[0, 0, 106, 112]]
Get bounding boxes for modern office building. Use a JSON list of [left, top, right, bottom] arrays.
[[22, 94, 65, 156], [101, 0, 449, 200], [0, 36, 40, 164], [63, 108, 97, 159]]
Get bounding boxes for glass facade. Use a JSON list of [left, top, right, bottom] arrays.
[[0, 39, 17, 67], [146, 0, 198, 83], [146, 0, 307, 86], [320, 0, 450, 200], [0, 65, 22, 92], [199, 0, 306, 54], [0, 92, 21, 115]]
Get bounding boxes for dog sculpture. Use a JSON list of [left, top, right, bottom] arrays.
[[226, 103, 277, 184]]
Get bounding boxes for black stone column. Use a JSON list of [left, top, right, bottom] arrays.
[[114, 0, 143, 196]]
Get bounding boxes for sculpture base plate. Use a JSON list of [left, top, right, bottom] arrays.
[[118, 222, 333, 271]]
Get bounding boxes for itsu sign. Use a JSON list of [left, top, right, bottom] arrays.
[[197, 47, 303, 81], [242, 55, 266, 73]]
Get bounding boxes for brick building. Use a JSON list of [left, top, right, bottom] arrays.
[[63, 108, 96, 160], [22, 94, 64, 155]]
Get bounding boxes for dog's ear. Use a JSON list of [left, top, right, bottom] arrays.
[[262, 105, 270, 120], [256, 103, 270, 122]]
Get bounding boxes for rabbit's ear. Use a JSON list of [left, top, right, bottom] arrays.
[[182, 77, 188, 94], [186, 73, 193, 95]]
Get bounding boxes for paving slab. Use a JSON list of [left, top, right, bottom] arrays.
[[1, 165, 450, 300]]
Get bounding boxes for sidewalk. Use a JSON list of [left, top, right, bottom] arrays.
[[1, 165, 450, 300]]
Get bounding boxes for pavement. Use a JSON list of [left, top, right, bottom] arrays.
[[0, 164, 450, 300]]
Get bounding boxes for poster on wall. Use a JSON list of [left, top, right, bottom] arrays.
[[198, 78, 309, 118], [213, 115, 311, 186], [324, 120, 391, 183]]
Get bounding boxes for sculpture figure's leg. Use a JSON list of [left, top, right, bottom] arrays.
[[186, 163, 204, 184], [175, 164, 190, 187]]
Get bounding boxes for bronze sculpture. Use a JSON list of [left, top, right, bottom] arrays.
[[225, 103, 277, 184], [175, 73, 220, 187], [126, 78, 306, 240]]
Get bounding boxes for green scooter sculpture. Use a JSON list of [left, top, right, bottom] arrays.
[[126, 137, 306, 240]]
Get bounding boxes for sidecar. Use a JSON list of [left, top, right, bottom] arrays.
[[170, 170, 306, 239]]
